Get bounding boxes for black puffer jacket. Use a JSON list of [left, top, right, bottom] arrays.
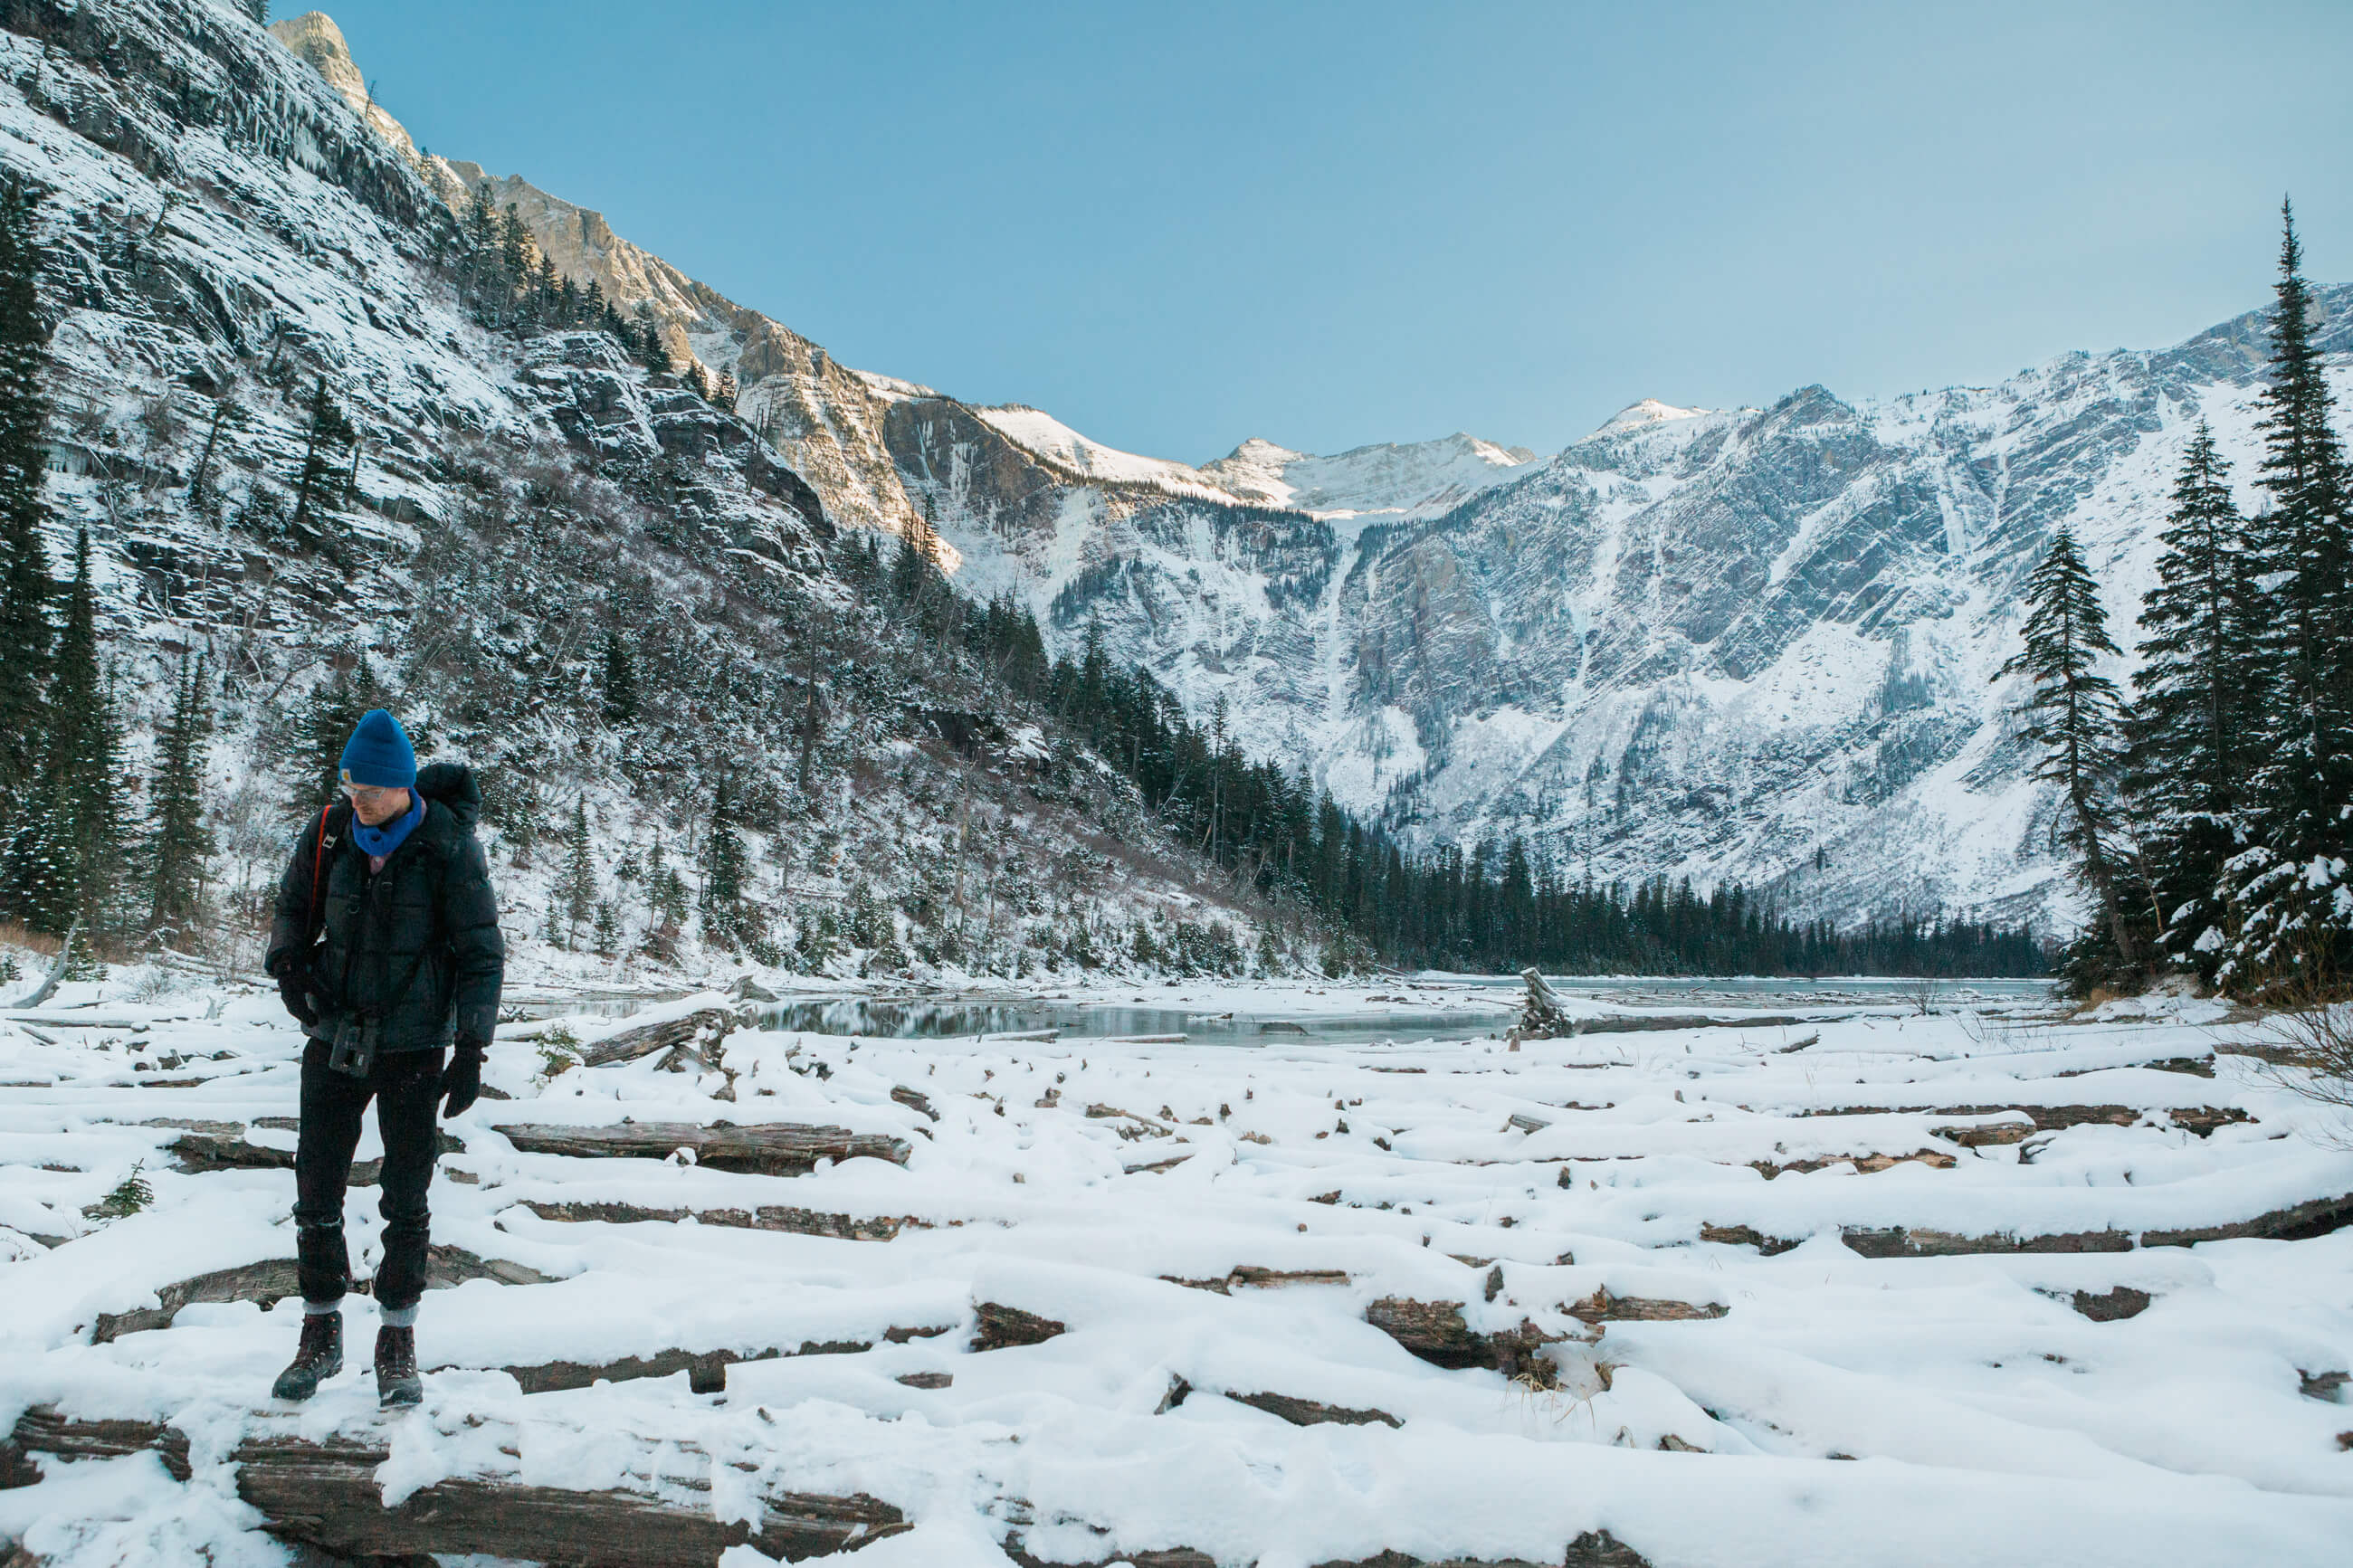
[[264, 762, 505, 1051]]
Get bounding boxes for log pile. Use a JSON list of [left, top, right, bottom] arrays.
[[492, 1120, 910, 1174]]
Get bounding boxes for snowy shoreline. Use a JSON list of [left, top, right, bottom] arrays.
[[5, 974, 2350, 1565]]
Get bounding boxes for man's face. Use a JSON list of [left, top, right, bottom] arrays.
[[344, 783, 412, 827]]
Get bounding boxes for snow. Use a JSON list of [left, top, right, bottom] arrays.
[[972, 406, 1230, 499], [5, 974, 2352, 1564], [1586, 399, 1712, 440]]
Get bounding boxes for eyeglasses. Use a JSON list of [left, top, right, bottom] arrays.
[[340, 783, 401, 804]]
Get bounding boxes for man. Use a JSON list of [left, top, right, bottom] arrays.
[[262, 708, 504, 1407]]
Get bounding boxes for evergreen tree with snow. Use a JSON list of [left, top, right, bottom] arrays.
[[0, 176, 50, 830], [2123, 422, 2260, 975], [288, 375, 357, 547], [1, 532, 128, 936], [2218, 202, 2353, 991], [698, 777, 749, 950], [144, 651, 214, 945], [558, 796, 595, 948], [1998, 527, 2145, 988], [284, 651, 389, 816], [598, 627, 638, 727]]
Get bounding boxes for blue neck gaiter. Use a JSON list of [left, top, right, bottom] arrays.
[[351, 794, 425, 861]]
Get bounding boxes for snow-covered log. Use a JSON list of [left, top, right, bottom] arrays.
[[578, 1006, 745, 1069], [491, 1120, 910, 1173], [519, 1198, 919, 1241]]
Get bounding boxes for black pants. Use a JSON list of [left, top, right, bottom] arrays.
[[293, 1041, 445, 1311]]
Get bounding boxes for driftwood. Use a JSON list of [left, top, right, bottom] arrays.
[[1750, 1149, 1958, 1179], [485, 1323, 954, 1395], [1794, 1104, 2254, 1144], [1565, 1288, 1727, 1326], [579, 1006, 742, 1069], [1698, 1223, 1802, 1255], [1002, 1533, 1649, 1568], [1833, 1191, 2353, 1259], [1516, 968, 1572, 1039], [5, 1410, 907, 1563], [90, 1246, 554, 1342], [1227, 1391, 1401, 1429], [519, 1199, 919, 1242], [1364, 1298, 1563, 1378], [1164, 1267, 1353, 1295], [2067, 1286, 2153, 1322], [6, 1407, 1646, 1568], [167, 1128, 464, 1182], [236, 1430, 902, 1564], [493, 1121, 910, 1174], [973, 1302, 1067, 1351], [1, 1407, 190, 1487]]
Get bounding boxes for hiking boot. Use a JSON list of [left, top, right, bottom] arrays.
[[271, 1310, 342, 1402], [375, 1324, 422, 1408]]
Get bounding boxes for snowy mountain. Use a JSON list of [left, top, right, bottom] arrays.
[[252, 7, 2353, 936], [0, 0, 1283, 988]]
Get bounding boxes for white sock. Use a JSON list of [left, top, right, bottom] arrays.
[[379, 1304, 418, 1329]]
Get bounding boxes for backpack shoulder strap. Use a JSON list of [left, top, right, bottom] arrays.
[[305, 802, 352, 943]]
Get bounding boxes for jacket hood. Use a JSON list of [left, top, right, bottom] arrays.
[[414, 761, 482, 832]]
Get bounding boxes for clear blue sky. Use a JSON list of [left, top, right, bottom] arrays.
[[312, 0, 2350, 464]]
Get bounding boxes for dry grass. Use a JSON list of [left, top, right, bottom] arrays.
[[0, 921, 63, 959]]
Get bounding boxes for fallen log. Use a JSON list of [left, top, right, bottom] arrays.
[[519, 1199, 917, 1241], [1698, 1223, 1801, 1256], [1, 1407, 190, 1487], [230, 1430, 905, 1565], [1789, 1104, 2255, 1144], [973, 1302, 1066, 1351], [2139, 1190, 2353, 1247], [577, 1006, 743, 1069], [1003, 1532, 1649, 1568], [493, 1121, 910, 1174], [1565, 1288, 1727, 1325], [2066, 1286, 2152, 1322], [1162, 1266, 1355, 1294], [1750, 1150, 1958, 1178], [1227, 1391, 1401, 1429], [1843, 1226, 2133, 1259], [91, 1246, 553, 1342], [467, 1320, 959, 1393], [1364, 1298, 1564, 1378], [167, 1128, 464, 1182]]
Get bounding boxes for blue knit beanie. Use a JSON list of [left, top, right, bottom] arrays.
[[338, 709, 417, 790]]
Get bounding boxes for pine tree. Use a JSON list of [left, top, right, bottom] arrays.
[[698, 777, 749, 950], [591, 898, 618, 957], [0, 531, 128, 935], [1998, 527, 2143, 986], [288, 375, 357, 548], [285, 651, 389, 816], [144, 651, 215, 944], [598, 627, 638, 727], [0, 176, 50, 829], [558, 796, 595, 948], [2121, 423, 2257, 974], [635, 306, 672, 376], [2220, 201, 2353, 991]]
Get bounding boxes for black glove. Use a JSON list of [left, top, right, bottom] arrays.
[[441, 1037, 487, 1118], [276, 968, 318, 1029]]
